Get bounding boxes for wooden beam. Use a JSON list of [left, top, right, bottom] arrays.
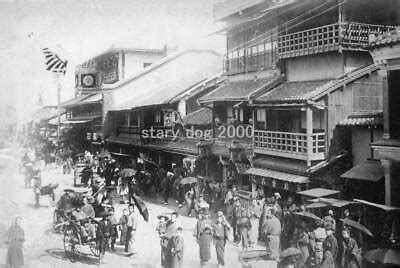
[[306, 106, 313, 167]]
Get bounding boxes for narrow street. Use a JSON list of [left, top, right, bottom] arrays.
[[0, 146, 264, 268]]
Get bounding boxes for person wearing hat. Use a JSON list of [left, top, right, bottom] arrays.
[[212, 211, 231, 267], [194, 212, 213, 266], [97, 212, 112, 261], [340, 228, 361, 268], [167, 226, 184, 268], [324, 225, 338, 266]]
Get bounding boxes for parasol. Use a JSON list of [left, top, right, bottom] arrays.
[[131, 194, 149, 222], [280, 247, 302, 259], [179, 177, 197, 185], [340, 218, 374, 237], [364, 248, 400, 265], [120, 168, 137, 178], [294, 211, 322, 222]]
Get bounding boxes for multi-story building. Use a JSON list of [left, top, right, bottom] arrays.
[[104, 49, 222, 172], [213, 0, 399, 202], [60, 46, 169, 150]]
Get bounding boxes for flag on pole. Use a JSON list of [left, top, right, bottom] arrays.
[[42, 48, 68, 74]]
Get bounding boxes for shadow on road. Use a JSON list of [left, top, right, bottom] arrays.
[[45, 248, 99, 265]]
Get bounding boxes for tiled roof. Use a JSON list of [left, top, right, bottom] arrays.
[[256, 80, 329, 103], [339, 113, 383, 126], [182, 108, 212, 126], [341, 160, 383, 182], [369, 28, 400, 48], [199, 75, 281, 103]]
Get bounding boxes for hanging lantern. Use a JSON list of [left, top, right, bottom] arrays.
[[86, 132, 92, 140], [272, 179, 277, 188]]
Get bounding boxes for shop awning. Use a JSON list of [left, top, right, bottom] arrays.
[[78, 93, 102, 105], [354, 199, 400, 211], [297, 188, 340, 198], [308, 197, 355, 208], [341, 160, 384, 182], [245, 167, 309, 184], [61, 94, 94, 108]]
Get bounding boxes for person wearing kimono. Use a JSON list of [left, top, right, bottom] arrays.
[[119, 209, 128, 245], [318, 240, 335, 268], [167, 227, 184, 268], [261, 206, 281, 261], [6, 217, 25, 268], [340, 228, 362, 268], [296, 221, 311, 268], [194, 212, 213, 266], [97, 213, 112, 261], [156, 215, 169, 267], [212, 211, 231, 267], [248, 199, 262, 247]]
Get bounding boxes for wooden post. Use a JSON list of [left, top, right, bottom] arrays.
[[379, 69, 391, 139], [381, 159, 392, 206], [306, 106, 313, 167]]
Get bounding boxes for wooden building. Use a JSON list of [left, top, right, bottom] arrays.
[[213, 0, 399, 200], [60, 46, 169, 150]]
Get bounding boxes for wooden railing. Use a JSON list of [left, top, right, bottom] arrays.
[[253, 130, 326, 160], [277, 22, 396, 59], [118, 126, 140, 135]]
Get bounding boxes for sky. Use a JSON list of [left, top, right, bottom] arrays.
[[0, 0, 225, 124]]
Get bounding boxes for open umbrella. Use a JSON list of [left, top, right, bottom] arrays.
[[131, 194, 149, 222], [179, 177, 197, 185], [120, 168, 136, 178], [364, 249, 400, 265], [280, 247, 302, 259], [340, 218, 374, 237], [294, 211, 322, 222]]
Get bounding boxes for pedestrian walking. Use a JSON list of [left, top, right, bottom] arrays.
[[237, 207, 251, 250], [340, 228, 362, 268], [119, 209, 128, 245], [108, 208, 118, 251], [212, 211, 230, 267], [97, 212, 112, 262], [248, 199, 262, 247], [262, 206, 281, 261], [318, 240, 335, 268], [167, 227, 184, 268], [194, 211, 213, 267], [156, 215, 169, 267], [324, 225, 338, 264], [125, 204, 138, 255], [6, 217, 25, 268], [296, 220, 311, 268], [231, 198, 242, 243]]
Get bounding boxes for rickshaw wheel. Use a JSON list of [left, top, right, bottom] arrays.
[[89, 240, 100, 257], [63, 225, 81, 261]]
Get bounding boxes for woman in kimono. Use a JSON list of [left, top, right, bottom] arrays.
[[167, 227, 184, 268], [6, 217, 25, 268], [194, 212, 213, 267]]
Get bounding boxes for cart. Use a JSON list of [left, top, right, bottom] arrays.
[[62, 215, 102, 263]]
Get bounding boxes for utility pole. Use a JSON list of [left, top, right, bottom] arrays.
[[55, 73, 62, 147]]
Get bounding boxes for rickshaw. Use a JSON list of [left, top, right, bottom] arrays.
[[60, 210, 102, 263]]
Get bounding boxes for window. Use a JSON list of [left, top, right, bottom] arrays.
[[143, 62, 152, 68], [256, 109, 266, 122], [352, 75, 383, 113], [227, 106, 233, 119], [130, 111, 138, 126]]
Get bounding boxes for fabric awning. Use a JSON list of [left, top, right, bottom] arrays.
[[78, 93, 102, 105], [341, 160, 384, 182], [245, 167, 309, 184], [297, 188, 340, 198], [61, 94, 94, 108]]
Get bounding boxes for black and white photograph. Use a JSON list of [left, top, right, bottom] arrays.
[[0, 0, 400, 267]]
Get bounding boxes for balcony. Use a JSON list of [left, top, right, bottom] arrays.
[[213, 0, 265, 21], [224, 42, 277, 75], [253, 130, 326, 161], [118, 126, 140, 135], [277, 22, 396, 59]]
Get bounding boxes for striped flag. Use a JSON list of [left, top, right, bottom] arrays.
[[42, 48, 68, 74]]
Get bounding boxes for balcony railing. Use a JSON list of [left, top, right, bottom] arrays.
[[118, 126, 140, 135], [277, 22, 396, 59], [224, 41, 277, 75], [253, 130, 326, 161]]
